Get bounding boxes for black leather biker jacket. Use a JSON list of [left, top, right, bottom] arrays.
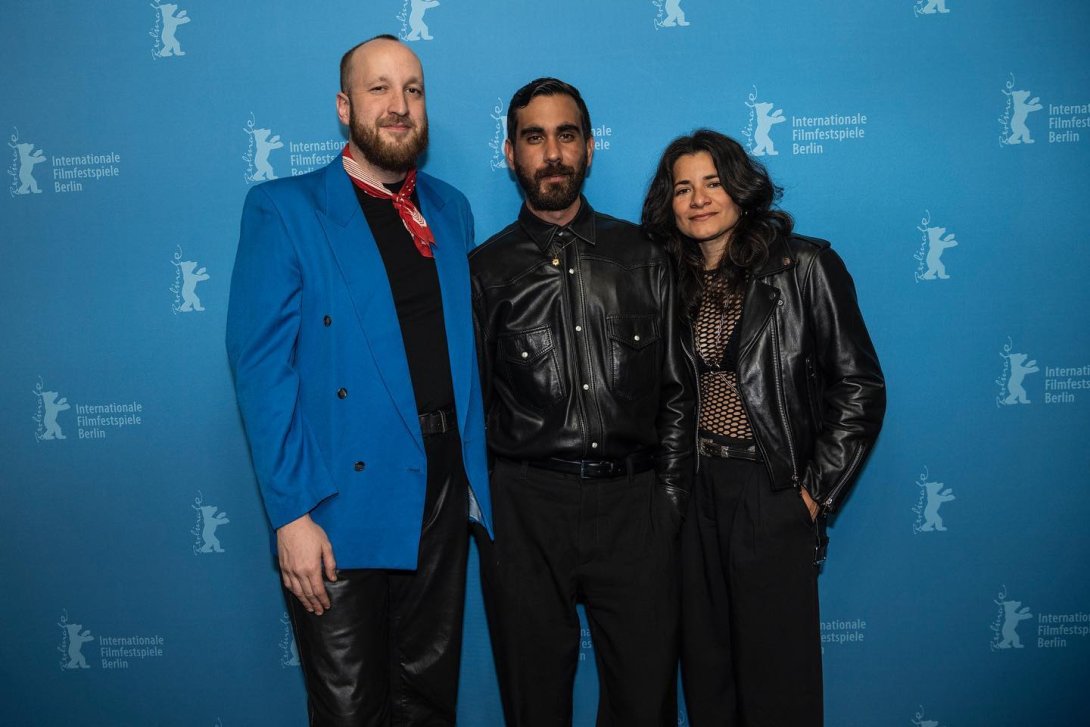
[[470, 199, 695, 506], [730, 234, 885, 513]]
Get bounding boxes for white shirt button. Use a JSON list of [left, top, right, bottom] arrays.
[[575, 325, 582, 332], [633, 335, 640, 342], [520, 352, 528, 359], [582, 384, 589, 390], [568, 268, 575, 274], [591, 442, 598, 449]]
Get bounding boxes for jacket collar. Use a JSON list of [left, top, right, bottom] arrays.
[[518, 195, 597, 253], [751, 235, 796, 278]]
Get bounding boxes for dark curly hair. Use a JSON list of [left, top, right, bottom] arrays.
[[641, 129, 793, 315]]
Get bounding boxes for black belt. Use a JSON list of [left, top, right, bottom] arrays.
[[698, 437, 762, 462], [523, 451, 656, 479], [419, 406, 456, 436]]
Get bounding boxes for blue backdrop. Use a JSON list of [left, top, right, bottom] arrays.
[[3, 2, 1089, 725]]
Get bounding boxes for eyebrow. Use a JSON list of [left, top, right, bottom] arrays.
[[518, 123, 582, 138], [364, 74, 423, 87], [673, 173, 720, 187]]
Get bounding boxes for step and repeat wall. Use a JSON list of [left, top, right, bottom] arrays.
[[3, 1, 1088, 725]]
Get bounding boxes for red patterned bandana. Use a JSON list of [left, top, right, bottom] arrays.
[[342, 144, 435, 258]]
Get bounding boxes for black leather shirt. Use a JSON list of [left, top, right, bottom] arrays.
[[470, 199, 695, 501]]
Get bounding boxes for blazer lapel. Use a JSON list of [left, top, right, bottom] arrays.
[[316, 160, 424, 452], [416, 178, 473, 434]]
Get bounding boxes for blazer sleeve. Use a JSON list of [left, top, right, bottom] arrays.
[[225, 184, 338, 529]]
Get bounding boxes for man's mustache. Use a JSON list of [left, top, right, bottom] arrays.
[[535, 163, 575, 181]]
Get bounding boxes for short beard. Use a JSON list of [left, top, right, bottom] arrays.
[[349, 107, 429, 174], [514, 153, 587, 212]]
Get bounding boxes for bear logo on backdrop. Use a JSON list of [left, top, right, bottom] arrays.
[[914, 210, 958, 282], [991, 586, 1033, 650], [32, 377, 70, 442], [911, 466, 955, 534], [999, 74, 1043, 147], [743, 87, 785, 157], [58, 611, 94, 670], [280, 613, 300, 667], [150, 2, 191, 59], [9, 128, 46, 196], [192, 492, 229, 554], [653, 0, 690, 29], [995, 337, 1039, 407], [243, 113, 283, 184], [398, 0, 440, 42], [488, 98, 507, 171], [913, 0, 950, 16], [911, 705, 943, 726], [170, 245, 210, 314]]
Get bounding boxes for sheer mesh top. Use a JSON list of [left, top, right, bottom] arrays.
[[695, 271, 754, 442]]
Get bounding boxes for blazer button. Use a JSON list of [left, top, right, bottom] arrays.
[[354, 461, 365, 472], [323, 315, 332, 326], [337, 387, 348, 399]]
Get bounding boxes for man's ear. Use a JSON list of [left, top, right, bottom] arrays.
[[504, 138, 515, 171]]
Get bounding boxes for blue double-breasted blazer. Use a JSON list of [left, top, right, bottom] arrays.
[[226, 157, 492, 569]]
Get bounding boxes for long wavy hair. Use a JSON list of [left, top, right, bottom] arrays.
[[641, 129, 793, 315]]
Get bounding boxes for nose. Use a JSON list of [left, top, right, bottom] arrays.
[[542, 135, 561, 162], [690, 185, 709, 207], [388, 90, 410, 117]]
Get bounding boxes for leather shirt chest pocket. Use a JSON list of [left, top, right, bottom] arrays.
[[498, 326, 565, 411], [607, 315, 660, 401]]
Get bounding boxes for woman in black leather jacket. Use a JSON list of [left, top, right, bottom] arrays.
[[641, 129, 885, 727]]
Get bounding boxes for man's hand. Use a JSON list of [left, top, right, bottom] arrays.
[[800, 487, 820, 522], [277, 513, 337, 615]]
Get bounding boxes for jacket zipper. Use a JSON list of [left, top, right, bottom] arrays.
[[769, 311, 800, 484], [824, 442, 866, 509], [683, 322, 701, 472]]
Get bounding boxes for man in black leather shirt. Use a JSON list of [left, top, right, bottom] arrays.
[[470, 77, 695, 727]]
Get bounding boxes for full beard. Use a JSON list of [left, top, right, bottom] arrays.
[[515, 155, 587, 212], [350, 110, 429, 174]]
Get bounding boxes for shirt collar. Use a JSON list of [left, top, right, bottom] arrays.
[[518, 196, 597, 253]]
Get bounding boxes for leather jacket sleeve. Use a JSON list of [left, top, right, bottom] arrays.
[[654, 256, 697, 515], [800, 247, 886, 513]]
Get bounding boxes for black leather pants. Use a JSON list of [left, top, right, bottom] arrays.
[[286, 429, 470, 727]]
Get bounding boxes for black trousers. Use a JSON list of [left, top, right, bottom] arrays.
[[679, 456, 824, 727], [476, 458, 680, 727], [285, 429, 470, 727]]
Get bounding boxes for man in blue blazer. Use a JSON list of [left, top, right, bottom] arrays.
[[226, 35, 492, 726]]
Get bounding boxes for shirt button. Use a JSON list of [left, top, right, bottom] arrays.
[[575, 325, 582, 332], [633, 335, 640, 342], [354, 461, 365, 472], [337, 388, 348, 399], [323, 315, 332, 326], [591, 442, 599, 449], [521, 351, 529, 359], [582, 384, 589, 390], [568, 268, 575, 274]]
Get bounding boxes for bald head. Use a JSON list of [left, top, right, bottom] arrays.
[[340, 34, 421, 93]]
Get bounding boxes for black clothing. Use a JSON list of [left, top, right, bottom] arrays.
[[470, 198, 695, 513], [286, 427, 469, 727], [680, 455, 824, 727], [471, 199, 694, 725], [477, 459, 680, 727], [356, 183, 454, 414], [730, 235, 885, 512]]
